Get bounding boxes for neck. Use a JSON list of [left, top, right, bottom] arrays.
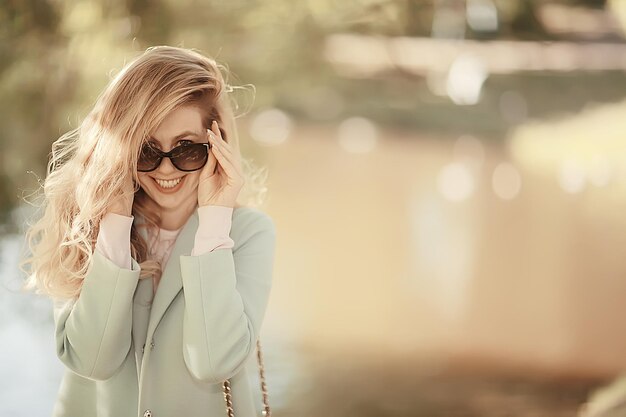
[[157, 197, 197, 231]]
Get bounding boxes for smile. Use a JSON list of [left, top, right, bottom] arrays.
[[153, 176, 186, 191]]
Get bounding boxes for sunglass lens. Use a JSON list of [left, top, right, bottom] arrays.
[[138, 144, 161, 171], [171, 143, 208, 171]]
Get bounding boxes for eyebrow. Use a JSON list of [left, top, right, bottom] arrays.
[[148, 131, 201, 145]]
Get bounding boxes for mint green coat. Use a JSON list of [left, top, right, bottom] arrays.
[[51, 206, 276, 417]]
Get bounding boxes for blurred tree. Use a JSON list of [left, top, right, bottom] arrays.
[[0, 0, 624, 229]]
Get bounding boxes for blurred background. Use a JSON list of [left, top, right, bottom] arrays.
[[2, 0, 626, 416]]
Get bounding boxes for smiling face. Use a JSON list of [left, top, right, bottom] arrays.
[[137, 104, 216, 222]]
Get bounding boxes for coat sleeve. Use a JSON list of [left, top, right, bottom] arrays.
[[53, 250, 141, 381], [179, 208, 276, 383]]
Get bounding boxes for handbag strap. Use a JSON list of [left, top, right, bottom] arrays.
[[223, 339, 271, 417]]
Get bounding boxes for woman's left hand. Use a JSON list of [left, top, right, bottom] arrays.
[[197, 120, 244, 208]]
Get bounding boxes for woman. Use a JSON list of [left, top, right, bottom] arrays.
[[21, 46, 276, 417]]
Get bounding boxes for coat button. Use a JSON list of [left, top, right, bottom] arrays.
[[150, 339, 155, 349], [143, 410, 152, 417]]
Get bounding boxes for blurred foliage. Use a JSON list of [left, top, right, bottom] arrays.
[[0, 0, 624, 229]]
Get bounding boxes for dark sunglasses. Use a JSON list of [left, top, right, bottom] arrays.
[[137, 141, 212, 172]]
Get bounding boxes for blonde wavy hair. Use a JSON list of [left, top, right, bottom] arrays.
[[19, 46, 267, 303]]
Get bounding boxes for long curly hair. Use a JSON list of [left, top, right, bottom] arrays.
[[19, 46, 267, 303]]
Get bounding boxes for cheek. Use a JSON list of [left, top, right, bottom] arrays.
[[137, 174, 151, 190]]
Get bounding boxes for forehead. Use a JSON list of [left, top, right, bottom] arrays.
[[149, 105, 205, 145]]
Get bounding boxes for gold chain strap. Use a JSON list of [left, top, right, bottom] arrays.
[[223, 339, 271, 417]]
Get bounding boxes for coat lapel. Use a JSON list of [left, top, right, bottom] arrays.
[[131, 207, 199, 353], [132, 276, 152, 372], [132, 219, 152, 363], [145, 207, 199, 341]]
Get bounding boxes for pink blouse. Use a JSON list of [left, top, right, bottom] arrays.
[[95, 205, 235, 295]]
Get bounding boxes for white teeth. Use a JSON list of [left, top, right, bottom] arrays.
[[155, 177, 183, 189]]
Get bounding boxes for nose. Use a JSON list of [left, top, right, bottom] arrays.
[[157, 155, 178, 175]]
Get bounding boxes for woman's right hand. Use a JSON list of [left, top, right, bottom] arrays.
[[109, 175, 135, 217]]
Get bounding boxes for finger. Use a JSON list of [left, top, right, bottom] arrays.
[[211, 142, 243, 179], [207, 129, 243, 176], [211, 120, 221, 137], [199, 130, 218, 171], [208, 136, 234, 166], [209, 122, 243, 176], [208, 130, 233, 158], [210, 121, 235, 153], [211, 149, 229, 179], [211, 143, 241, 179], [209, 152, 219, 174], [208, 131, 240, 169], [200, 153, 217, 178]]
